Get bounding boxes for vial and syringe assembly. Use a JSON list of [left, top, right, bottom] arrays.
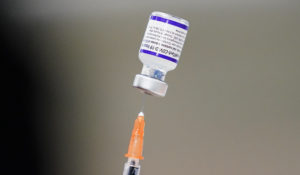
[[133, 11, 189, 97], [123, 11, 189, 175], [123, 112, 145, 175]]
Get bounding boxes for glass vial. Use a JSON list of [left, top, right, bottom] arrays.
[[133, 11, 189, 97]]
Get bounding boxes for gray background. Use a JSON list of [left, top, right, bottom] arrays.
[[6, 1, 300, 175]]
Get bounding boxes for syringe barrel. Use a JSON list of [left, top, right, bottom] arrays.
[[123, 158, 140, 175]]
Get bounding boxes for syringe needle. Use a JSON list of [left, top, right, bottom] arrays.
[[140, 94, 146, 113], [123, 112, 145, 175]]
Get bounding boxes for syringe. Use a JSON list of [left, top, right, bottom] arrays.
[[123, 112, 145, 175]]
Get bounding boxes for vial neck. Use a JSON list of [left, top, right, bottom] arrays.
[[141, 65, 167, 81]]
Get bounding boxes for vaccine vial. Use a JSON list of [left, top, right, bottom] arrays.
[[133, 11, 189, 97]]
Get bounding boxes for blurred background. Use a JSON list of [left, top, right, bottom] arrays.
[[1, 0, 300, 175]]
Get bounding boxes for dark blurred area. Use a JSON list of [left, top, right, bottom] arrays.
[[2, 22, 38, 175], [1, 1, 300, 175], [2, 7, 47, 175]]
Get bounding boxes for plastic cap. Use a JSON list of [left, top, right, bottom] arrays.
[[125, 112, 145, 160]]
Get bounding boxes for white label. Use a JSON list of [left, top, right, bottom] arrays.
[[140, 19, 188, 62]]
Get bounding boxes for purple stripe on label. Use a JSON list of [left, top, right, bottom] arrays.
[[140, 49, 178, 63], [150, 16, 167, 22], [140, 49, 156, 56], [150, 15, 188, 30]]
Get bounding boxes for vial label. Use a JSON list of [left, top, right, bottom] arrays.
[[140, 15, 188, 64]]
